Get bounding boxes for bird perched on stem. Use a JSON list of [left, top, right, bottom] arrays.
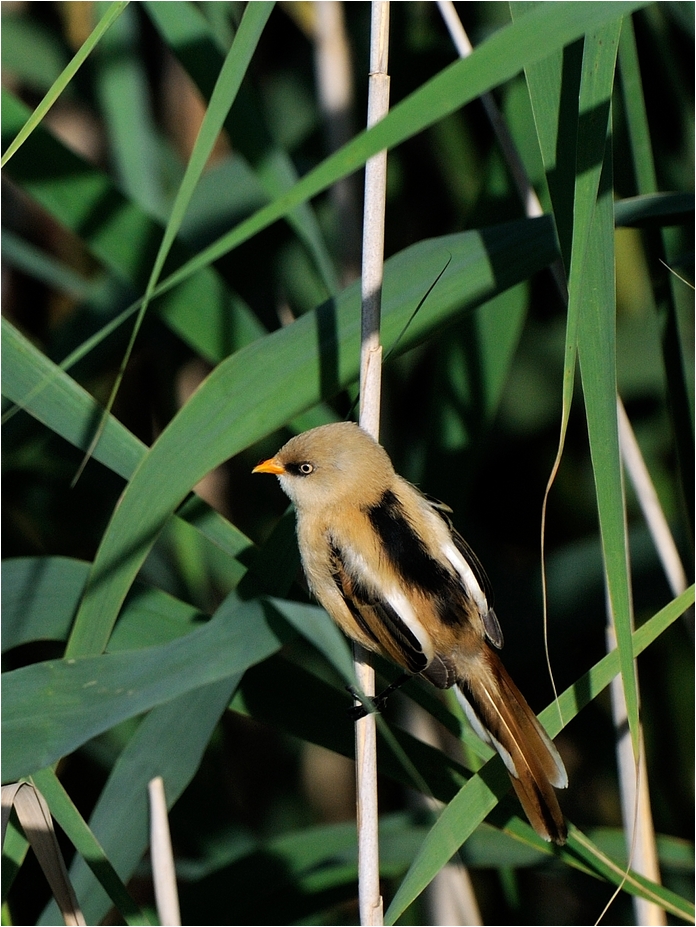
[[253, 421, 567, 845]]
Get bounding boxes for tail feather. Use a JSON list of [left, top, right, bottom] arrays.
[[455, 649, 567, 845]]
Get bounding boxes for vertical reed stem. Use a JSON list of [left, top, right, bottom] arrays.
[[355, 2, 390, 924], [149, 776, 181, 927]]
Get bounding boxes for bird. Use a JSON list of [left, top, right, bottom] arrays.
[[253, 421, 567, 845]]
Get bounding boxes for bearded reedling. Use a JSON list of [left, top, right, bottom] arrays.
[[254, 422, 567, 844]]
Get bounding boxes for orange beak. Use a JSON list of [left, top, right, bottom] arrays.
[[252, 456, 285, 475]]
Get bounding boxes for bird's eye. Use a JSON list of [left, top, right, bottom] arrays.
[[299, 462, 314, 475]]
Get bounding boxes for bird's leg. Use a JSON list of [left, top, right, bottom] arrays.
[[346, 672, 411, 721]]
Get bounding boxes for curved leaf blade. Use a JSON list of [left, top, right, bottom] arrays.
[[2, 595, 284, 782]]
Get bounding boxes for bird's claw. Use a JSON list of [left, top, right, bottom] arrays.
[[345, 686, 386, 721]]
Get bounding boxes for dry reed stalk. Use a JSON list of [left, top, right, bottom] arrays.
[[2, 781, 85, 926], [149, 776, 181, 927], [355, 2, 390, 924]]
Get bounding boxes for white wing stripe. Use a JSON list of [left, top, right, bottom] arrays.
[[384, 588, 434, 662], [443, 542, 488, 612], [341, 545, 434, 662]]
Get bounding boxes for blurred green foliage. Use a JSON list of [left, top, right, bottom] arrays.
[[2, 2, 693, 925]]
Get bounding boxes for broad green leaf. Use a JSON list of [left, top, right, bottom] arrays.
[[614, 192, 695, 228], [2, 557, 91, 651], [575, 20, 643, 756], [577, 135, 641, 754], [1, 556, 203, 654], [2, 593, 286, 781], [39, 507, 304, 925], [2, 317, 144, 480], [617, 17, 658, 195]]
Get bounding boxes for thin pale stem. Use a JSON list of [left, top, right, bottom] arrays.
[[149, 776, 181, 927], [355, 2, 390, 924], [617, 398, 687, 598]]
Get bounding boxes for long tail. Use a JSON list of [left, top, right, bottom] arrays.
[[455, 648, 568, 845]]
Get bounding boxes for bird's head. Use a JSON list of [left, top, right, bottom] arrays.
[[253, 422, 394, 512]]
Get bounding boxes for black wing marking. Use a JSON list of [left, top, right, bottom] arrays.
[[421, 491, 504, 648], [366, 489, 452, 594], [328, 541, 428, 674], [366, 489, 474, 631]]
